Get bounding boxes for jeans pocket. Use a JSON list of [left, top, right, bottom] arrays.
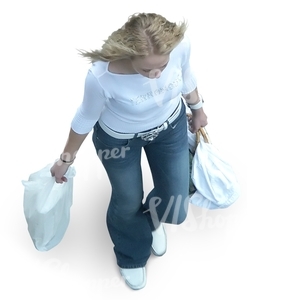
[[92, 125, 131, 161], [169, 109, 187, 130], [169, 121, 179, 130]]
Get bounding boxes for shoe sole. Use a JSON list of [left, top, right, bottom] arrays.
[[151, 247, 167, 256]]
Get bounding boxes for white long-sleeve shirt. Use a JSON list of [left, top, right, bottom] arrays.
[[71, 36, 197, 134]]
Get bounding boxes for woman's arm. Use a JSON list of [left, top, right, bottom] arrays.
[[50, 129, 89, 183], [50, 69, 107, 183], [183, 88, 208, 133]]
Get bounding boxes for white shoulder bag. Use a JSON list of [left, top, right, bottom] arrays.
[[188, 121, 241, 209]]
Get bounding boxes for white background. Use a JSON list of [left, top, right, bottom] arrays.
[[1, 0, 299, 298]]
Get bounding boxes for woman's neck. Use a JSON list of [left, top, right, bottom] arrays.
[[108, 59, 138, 74]]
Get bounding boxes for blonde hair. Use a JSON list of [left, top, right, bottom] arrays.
[[78, 13, 188, 62]]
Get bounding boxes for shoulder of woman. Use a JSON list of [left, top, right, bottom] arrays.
[[171, 35, 192, 60], [89, 60, 109, 78], [180, 35, 192, 49]]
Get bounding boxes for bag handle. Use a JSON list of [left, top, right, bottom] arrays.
[[196, 127, 210, 144]]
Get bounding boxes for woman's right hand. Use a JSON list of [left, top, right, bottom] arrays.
[[50, 160, 71, 183]]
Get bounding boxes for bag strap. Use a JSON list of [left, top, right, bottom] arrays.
[[196, 127, 210, 144]]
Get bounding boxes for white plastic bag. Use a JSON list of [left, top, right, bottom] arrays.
[[22, 163, 76, 251], [188, 126, 240, 209]]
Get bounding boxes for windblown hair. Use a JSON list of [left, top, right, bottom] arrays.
[[78, 13, 188, 62]]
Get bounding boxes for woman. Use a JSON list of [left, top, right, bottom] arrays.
[[50, 12, 207, 290]]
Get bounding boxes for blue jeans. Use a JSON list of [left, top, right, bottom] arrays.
[[92, 101, 189, 268]]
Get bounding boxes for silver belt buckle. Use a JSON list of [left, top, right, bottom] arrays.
[[139, 122, 168, 141], [140, 128, 160, 141]]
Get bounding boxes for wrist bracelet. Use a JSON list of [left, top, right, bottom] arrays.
[[188, 94, 204, 110], [188, 100, 203, 110], [59, 154, 76, 165]]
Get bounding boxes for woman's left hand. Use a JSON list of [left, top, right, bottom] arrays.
[[188, 108, 208, 133]]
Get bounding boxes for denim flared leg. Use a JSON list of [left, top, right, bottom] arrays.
[[143, 103, 190, 230], [92, 101, 189, 268], [92, 123, 152, 268]]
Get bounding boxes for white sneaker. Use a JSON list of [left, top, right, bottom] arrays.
[[120, 267, 146, 290], [151, 223, 167, 256]]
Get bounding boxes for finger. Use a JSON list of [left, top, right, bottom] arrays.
[[55, 177, 66, 184], [189, 126, 196, 133]]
